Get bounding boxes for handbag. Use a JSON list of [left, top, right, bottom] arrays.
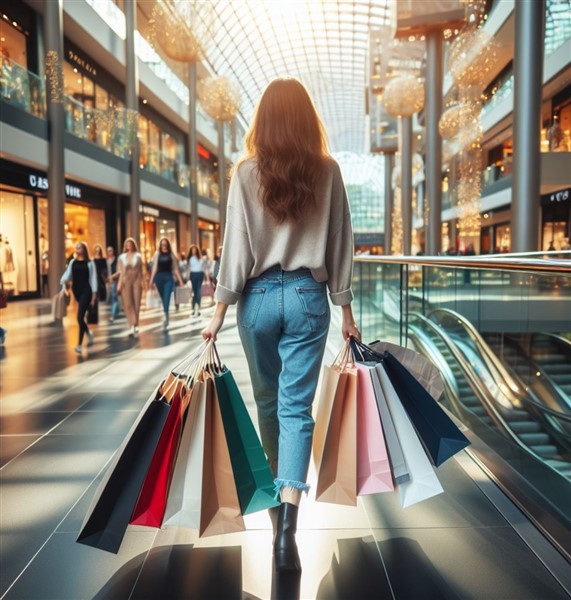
[[145, 289, 161, 309], [201, 280, 215, 298], [174, 285, 191, 305], [52, 287, 70, 320], [87, 299, 99, 324]]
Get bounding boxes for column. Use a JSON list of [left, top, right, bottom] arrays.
[[512, 0, 545, 252], [426, 30, 443, 256], [218, 121, 227, 236], [125, 0, 140, 244], [44, 0, 65, 297], [188, 62, 199, 245], [400, 117, 413, 255], [384, 152, 394, 254]]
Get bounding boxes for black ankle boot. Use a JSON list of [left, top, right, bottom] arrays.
[[269, 506, 280, 536], [274, 502, 301, 572]]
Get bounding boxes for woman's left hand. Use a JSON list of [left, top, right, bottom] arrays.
[[90, 293, 97, 307]]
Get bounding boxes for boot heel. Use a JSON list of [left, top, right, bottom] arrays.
[[274, 503, 301, 572]]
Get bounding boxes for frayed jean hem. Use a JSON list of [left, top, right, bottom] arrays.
[[273, 479, 311, 500]]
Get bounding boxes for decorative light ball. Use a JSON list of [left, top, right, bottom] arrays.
[[438, 101, 478, 140], [382, 75, 425, 118], [448, 29, 499, 89], [198, 76, 241, 122], [150, 0, 210, 63]]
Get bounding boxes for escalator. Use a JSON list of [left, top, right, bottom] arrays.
[[530, 333, 571, 400], [408, 311, 571, 481]]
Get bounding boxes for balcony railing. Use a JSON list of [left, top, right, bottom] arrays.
[[1, 61, 46, 119]]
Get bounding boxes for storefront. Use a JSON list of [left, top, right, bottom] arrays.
[[139, 204, 180, 266], [0, 159, 121, 298], [541, 187, 570, 251], [480, 208, 511, 254], [197, 219, 220, 257]]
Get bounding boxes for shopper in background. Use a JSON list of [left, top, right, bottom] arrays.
[[92, 244, 108, 303], [60, 241, 98, 354], [149, 237, 185, 330], [117, 237, 144, 337], [202, 78, 360, 573], [106, 246, 120, 323], [188, 244, 208, 317]]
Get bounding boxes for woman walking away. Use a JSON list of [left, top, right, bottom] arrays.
[[149, 237, 184, 330], [117, 237, 144, 337], [92, 244, 108, 302], [60, 241, 98, 354], [188, 244, 208, 317], [203, 78, 360, 573]]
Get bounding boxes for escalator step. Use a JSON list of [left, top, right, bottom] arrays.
[[510, 409, 533, 421], [510, 421, 542, 434], [518, 432, 552, 446], [530, 444, 560, 457]]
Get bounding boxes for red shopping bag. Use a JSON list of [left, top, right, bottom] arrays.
[[130, 380, 191, 527]]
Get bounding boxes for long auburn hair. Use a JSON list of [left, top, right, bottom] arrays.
[[241, 78, 331, 224]]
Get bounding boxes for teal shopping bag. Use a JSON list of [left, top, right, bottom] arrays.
[[214, 369, 280, 514]]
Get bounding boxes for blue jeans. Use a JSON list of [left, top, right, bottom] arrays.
[[154, 271, 174, 316], [238, 266, 330, 494], [190, 271, 204, 311], [109, 280, 120, 320]]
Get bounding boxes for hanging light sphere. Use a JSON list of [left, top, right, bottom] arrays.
[[198, 76, 241, 122], [382, 75, 425, 118], [448, 29, 499, 89], [150, 0, 210, 63], [438, 101, 478, 140]]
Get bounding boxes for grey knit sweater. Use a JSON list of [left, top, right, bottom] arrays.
[[215, 158, 354, 306]]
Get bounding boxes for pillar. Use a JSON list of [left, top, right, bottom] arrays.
[[188, 62, 199, 246], [218, 121, 227, 236], [384, 152, 394, 254], [400, 117, 413, 255]]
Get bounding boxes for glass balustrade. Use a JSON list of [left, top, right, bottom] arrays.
[[1, 60, 46, 119], [352, 254, 571, 542]]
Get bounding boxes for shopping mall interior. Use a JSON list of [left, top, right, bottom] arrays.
[[0, 1, 570, 599]]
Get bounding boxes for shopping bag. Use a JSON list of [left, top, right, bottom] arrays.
[[145, 288, 161, 309], [163, 379, 208, 529], [87, 299, 99, 324], [355, 364, 393, 495], [77, 387, 171, 553], [174, 285, 191, 305], [315, 365, 358, 506], [200, 376, 245, 536], [130, 382, 190, 527], [52, 287, 69, 319], [368, 340, 445, 401], [375, 364, 443, 508], [382, 353, 470, 467], [201, 280, 215, 298], [369, 367, 410, 485], [215, 369, 280, 514]]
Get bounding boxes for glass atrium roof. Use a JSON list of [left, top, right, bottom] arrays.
[[198, 1, 391, 153]]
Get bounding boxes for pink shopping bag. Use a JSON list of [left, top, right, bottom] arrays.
[[356, 364, 394, 495]]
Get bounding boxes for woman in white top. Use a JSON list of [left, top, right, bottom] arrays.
[[117, 237, 144, 337], [60, 241, 98, 353], [187, 244, 208, 316], [203, 78, 360, 572]]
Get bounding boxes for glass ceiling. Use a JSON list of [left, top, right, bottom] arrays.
[[196, 0, 391, 153]]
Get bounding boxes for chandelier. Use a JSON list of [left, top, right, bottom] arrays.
[[448, 29, 499, 89], [382, 74, 425, 118], [198, 76, 241, 122], [438, 101, 478, 140]]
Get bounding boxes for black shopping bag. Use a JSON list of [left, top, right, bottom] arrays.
[[77, 395, 170, 553], [87, 300, 99, 324], [382, 353, 470, 467]]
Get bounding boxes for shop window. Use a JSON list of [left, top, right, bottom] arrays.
[[495, 224, 511, 253], [0, 13, 28, 70], [0, 190, 38, 295], [63, 203, 106, 260]]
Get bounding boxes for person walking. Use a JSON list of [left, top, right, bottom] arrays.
[[202, 78, 360, 573], [117, 237, 144, 337], [92, 244, 108, 303], [106, 246, 120, 323], [148, 237, 184, 330], [60, 241, 98, 354], [188, 244, 208, 317]]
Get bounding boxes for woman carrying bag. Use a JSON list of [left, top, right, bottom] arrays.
[[60, 241, 98, 354], [203, 78, 360, 572]]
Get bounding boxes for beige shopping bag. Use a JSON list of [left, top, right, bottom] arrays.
[[199, 376, 245, 537]]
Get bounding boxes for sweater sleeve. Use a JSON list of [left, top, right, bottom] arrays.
[[89, 261, 98, 293], [60, 260, 73, 285], [214, 170, 254, 305], [325, 164, 354, 306]]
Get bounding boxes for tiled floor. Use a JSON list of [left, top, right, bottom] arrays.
[[0, 298, 569, 599]]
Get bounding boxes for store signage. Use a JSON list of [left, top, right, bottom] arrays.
[[140, 205, 160, 217], [549, 189, 569, 203], [67, 49, 97, 77], [28, 174, 82, 198]]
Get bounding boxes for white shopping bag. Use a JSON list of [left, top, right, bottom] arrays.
[[375, 364, 444, 508], [145, 289, 161, 310], [163, 380, 207, 528]]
